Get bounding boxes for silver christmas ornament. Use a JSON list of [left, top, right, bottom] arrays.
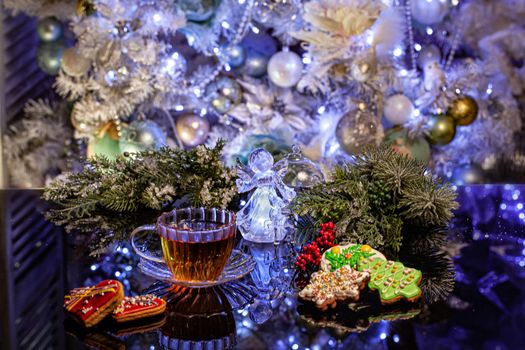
[[37, 42, 64, 75], [243, 51, 269, 78], [267, 50, 303, 88], [383, 94, 414, 125], [37, 17, 63, 42], [411, 0, 449, 25], [417, 44, 441, 69], [61, 47, 92, 77], [119, 120, 167, 153], [206, 77, 242, 114], [176, 114, 210, 147], [282, 145, 324, 189], [211, 96, 232, 114], [223, 45, 246, 68], [336, 110, 379, 155]]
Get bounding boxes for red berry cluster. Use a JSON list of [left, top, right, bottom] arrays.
[[316, 222, 336, 250], [295, 222, 336, 271], [295, 242, 321, 271]]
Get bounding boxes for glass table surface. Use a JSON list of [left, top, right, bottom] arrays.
[[3, 185, 525, 350]]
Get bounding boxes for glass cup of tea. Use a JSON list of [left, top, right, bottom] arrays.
[[131, 208, 237, 283]]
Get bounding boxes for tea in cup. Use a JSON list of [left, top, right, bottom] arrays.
[[131, 208, 236, 282]]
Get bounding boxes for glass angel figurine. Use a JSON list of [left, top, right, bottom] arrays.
[[236, 148, 296, 243]]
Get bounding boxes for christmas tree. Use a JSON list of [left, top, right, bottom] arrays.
[[3, 0, 524, 186]]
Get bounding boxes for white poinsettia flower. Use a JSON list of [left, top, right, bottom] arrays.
[[228, 79, 313, 133]]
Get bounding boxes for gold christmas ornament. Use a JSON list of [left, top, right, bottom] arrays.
[[76, 0, 96, 16], [176, 114, 210, 147], [426, 115, 456, 145], [447, 96, 478, 126], [62, 47, 92, 77]]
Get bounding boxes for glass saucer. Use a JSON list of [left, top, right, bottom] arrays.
[[143, 279, 256, 316], [138, 249, 256, 288]]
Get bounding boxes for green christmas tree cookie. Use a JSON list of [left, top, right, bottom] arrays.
[[358, 258, 422, 304]]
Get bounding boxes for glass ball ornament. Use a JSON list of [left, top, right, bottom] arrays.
[[206, 77, 242, 114], [119, 120, 167, 153], [37, 42, 64, 75], [243, 51, 269, 78], [417, 44, 441, 69], [411, 0, 449, 25], [267, 51, 303, 88], [87, 122, 121, 160], [451, 164, 485, 185], [37, 17, 63, 42], [383, 94, 414, 125], [336, 110, 379, 155], [222, 45, 246, 68], [61, 47, 92, 77], [282, 145, 324, 189], [447, 96, 479, 126], [426, 115, 456, 145], [176, 114, 210, 147], [384, 127, 431, 163]]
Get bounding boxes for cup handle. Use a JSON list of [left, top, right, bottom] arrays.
[[130, 224, 164, 263]]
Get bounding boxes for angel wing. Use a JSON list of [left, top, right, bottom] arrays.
[[273, 158, 289, 178], [236, 158, 257, 193]]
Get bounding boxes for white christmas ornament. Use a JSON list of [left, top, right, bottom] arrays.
[[267, 51, 303, 88], [236, 148, 296, 243], [411, 0, 449, 25], [383, 94, 414, 125]]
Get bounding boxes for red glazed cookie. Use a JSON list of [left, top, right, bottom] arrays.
[[64, 280, 124, 328], [112, 294, 166, 323]]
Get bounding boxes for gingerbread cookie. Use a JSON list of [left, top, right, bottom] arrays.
[[64, 280, 124, 328], [112, 315, 167, 336], [298, 266, 370, 311], [112, 294, 166, 323], [358, 258, 422, 304], [320, 244, 386, 272]]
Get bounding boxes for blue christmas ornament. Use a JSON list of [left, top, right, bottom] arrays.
[[242, 51, 269, 78], [236, 148, 296, 243]]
